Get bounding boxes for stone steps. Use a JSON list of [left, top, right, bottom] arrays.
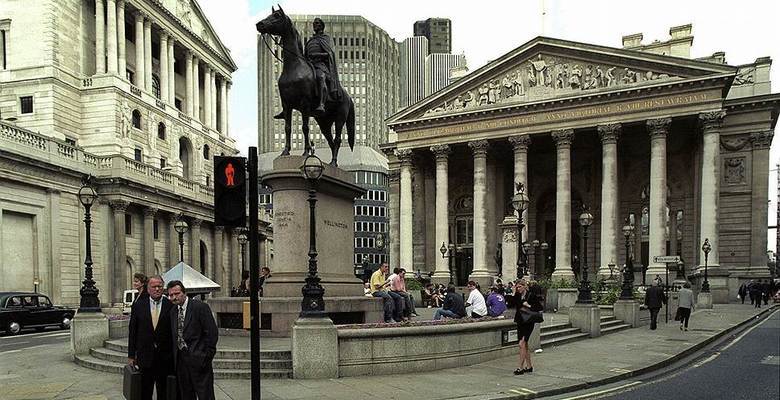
[[89, 347, 292, 370], [74, 354, 292, 379], [104, 339, 291, 360]]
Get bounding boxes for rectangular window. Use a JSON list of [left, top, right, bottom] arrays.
[[175, 98, 182, 111], [65, 137, 77, 146], [153, 219, 159, 240], [160, 158, 167, 168], [19, 96, 33, 114], [125, 214, 132, 235], [134, 148, 142, 162], [205, 175, 211, 187], [1, 29, 6, 70]]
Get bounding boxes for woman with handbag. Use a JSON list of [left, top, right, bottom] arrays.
[[513, 280, 543, 375]]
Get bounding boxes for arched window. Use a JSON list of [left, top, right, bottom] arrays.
[[157, 122, 166, 140], [152, 75, 161, 99], [203, 144, 210, 160], [132, 109, 141, 129]]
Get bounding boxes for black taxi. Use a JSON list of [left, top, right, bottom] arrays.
[[0, 292, 75, 335]]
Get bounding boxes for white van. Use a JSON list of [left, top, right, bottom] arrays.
[[123, 289, 139, 314]]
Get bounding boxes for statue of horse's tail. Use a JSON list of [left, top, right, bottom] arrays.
[[347, 97, 355, 151]]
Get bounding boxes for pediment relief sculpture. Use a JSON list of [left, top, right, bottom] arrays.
[[423, 54, 680, 117]]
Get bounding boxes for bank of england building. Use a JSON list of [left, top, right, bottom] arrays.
[[0, 0, 245, 307], [383, 25, 778, 302]]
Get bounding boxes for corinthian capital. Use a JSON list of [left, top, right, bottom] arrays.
[[508, 135, 531, 151], [109, 199, 129, 213], [551, 129, 574, 148], [597, 123, 621, 144], [143, 207, 158, 218], [646, 117, 671, 139], [468, 139, 490, 156], [750, 130, 773, 149], [699, 111, 726, 133], [394, 148, 413, 166], [429, 144, 451, 160]]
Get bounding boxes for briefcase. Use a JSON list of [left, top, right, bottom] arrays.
[[122, 364, 142, 400], [166, 375, 179, 400]]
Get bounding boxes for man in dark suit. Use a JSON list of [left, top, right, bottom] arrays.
[[127, 275, 174, 400], [167, 280, 218, 400], [644, 280, 667, 330]]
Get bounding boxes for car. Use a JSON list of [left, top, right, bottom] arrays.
[[0, 292, 75, 335]]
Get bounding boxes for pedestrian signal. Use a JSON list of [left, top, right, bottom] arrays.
[[214, 156, 246, 228]]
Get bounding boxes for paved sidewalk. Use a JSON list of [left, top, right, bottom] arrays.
[[0, 304, 775, 400]]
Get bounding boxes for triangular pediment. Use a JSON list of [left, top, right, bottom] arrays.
[[389, 37, 735, 123], [161, 0, 236, 70]]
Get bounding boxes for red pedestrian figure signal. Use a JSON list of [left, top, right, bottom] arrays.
[[225, 162, 235, 187]]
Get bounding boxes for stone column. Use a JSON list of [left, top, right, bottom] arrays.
[[105, 0, 118, 73], [211, 74, 218, 128], [143, 207, 157, 276], [95, 0, 105, 75], [193, 57, 200, 122], [699, 112, 725, 269], [647, 118, 671, 280], [598, 123, 621, 277], [167, 214, 178, 267], [117, 0, 126, 77], [143, 18, 152, 92], [213, 226, 224, 295], [185, 52, 193, 116], [508, 135, 531, 241], [204, 65, 212, 127], [159, 32, 169, 102], [133, 11, 144, 88], [396, 149, 414, 269], [430, 144, 450, 282], [551, 129, 574, 281], [750, 131, 773, 271], [219, 79, 227, 134], [226, 82, 231, 134], [110, 200, 129, 304], [388, 170, 401, 268], [168, 39, 175, 104], [189, 218, 202, 272], [468, 139, 491, 286]]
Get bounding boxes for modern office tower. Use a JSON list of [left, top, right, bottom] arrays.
[[400, 36, 429, 107], [413, 18, 452, 54]]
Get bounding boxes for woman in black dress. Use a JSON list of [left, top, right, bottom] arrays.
[[513, 280, 543, 375]]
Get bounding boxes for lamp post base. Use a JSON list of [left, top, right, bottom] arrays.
[[697, 292, 713, 309], [70, 311, 108, 358], [292, 317, 338, 379]]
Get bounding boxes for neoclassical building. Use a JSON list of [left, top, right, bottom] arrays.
[[383, 25, 778, 302], [0, 0, 244, 307]]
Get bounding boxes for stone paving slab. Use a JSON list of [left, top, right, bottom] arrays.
[[0, 304, 773, 400]]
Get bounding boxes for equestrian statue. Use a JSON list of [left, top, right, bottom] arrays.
[[256, 7, 356, 166]]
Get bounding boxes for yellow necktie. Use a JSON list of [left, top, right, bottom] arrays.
[[152, 301, 159, 329]]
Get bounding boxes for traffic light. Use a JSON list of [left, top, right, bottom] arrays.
[[214, 156, 247, 228]]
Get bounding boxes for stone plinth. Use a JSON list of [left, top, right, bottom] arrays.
[[545, 288, 578, 313], [569, 304, 601, 337], [500, 216, 519, 280], [613, 299, 640, 327], [697, 292, 713, 309], [262, 156, 365, 298], [70, 312, 109, 358], [691, 266, 730, 304], [292, 318, 338, 379]]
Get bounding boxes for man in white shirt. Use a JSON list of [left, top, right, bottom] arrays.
[[465, 281, 488, 318]]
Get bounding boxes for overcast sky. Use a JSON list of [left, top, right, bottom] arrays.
[[198, 0, 780, 250]]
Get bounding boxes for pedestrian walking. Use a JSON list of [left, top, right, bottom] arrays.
[[644, 280, 667, 330], [749, 280, 763, 308], [168, 280, 219, 400], [738, 281, 748, 304], [513, 280, 543, 375], [127, 275, 174, 400], [762, 279, 771, 305], [676, 282, 694, 331]]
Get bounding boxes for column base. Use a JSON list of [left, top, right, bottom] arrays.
[[430, 271, 453, 285], [645, 264, 668, 283], [551, 268, 575, 282], [291, 317, 338, 379], [467, 271, 495, 289]]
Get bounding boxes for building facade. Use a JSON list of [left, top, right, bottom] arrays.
[[413, 18, 451, 54], [399, 36, 428, 108], [384, 25, 778, 302], [257, 15, 401, 153], [424, 53, 467, 97], [0, 0, 244, 307]]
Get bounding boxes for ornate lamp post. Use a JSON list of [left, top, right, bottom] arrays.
[[531, 240, 540, 276], [540, 242, 549, 277], [300, 154, 325, 317], [620, 218, 635, 300], [576, 206, 594, 304], [701, 238, 711, 293], [78, 178, 100, 312], [439, 242, 455, 284], [511, 182, 530, 280], [174, 217, 189, 263], [522, 241, 532, 278], [238, 228, 249, 277]]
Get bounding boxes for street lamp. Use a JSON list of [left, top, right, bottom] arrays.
[[620, 218, 634, 300], [540, 242, 549, 277], [300, 154, 325, 317], [511, 182, 530, 280], [576, 205, 594, 304], [440, 242, 455, 284], [78, 177, 100, 312], [701, 238, 711, 293], [174, 216, 189, 263], [238, 228, 249, 278]]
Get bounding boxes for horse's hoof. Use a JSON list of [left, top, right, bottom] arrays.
[[330, 159, 338, 167], [280, 149, 290, 156]]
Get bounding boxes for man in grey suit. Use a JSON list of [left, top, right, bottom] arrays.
[[167, 280, 218, 400]]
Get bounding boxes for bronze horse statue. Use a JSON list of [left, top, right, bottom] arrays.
[[256, 7, 355, 166]]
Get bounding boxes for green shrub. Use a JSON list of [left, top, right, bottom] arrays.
[[405, 277, 423, 291]]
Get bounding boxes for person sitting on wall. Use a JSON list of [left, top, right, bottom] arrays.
[[390, 268, 417, 319], [465, 280, 488, 318], [370, 263, 403, 323], [424, 283, 442, 308], [486, 285, 508, 317], [433, 284, 466, 320]]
